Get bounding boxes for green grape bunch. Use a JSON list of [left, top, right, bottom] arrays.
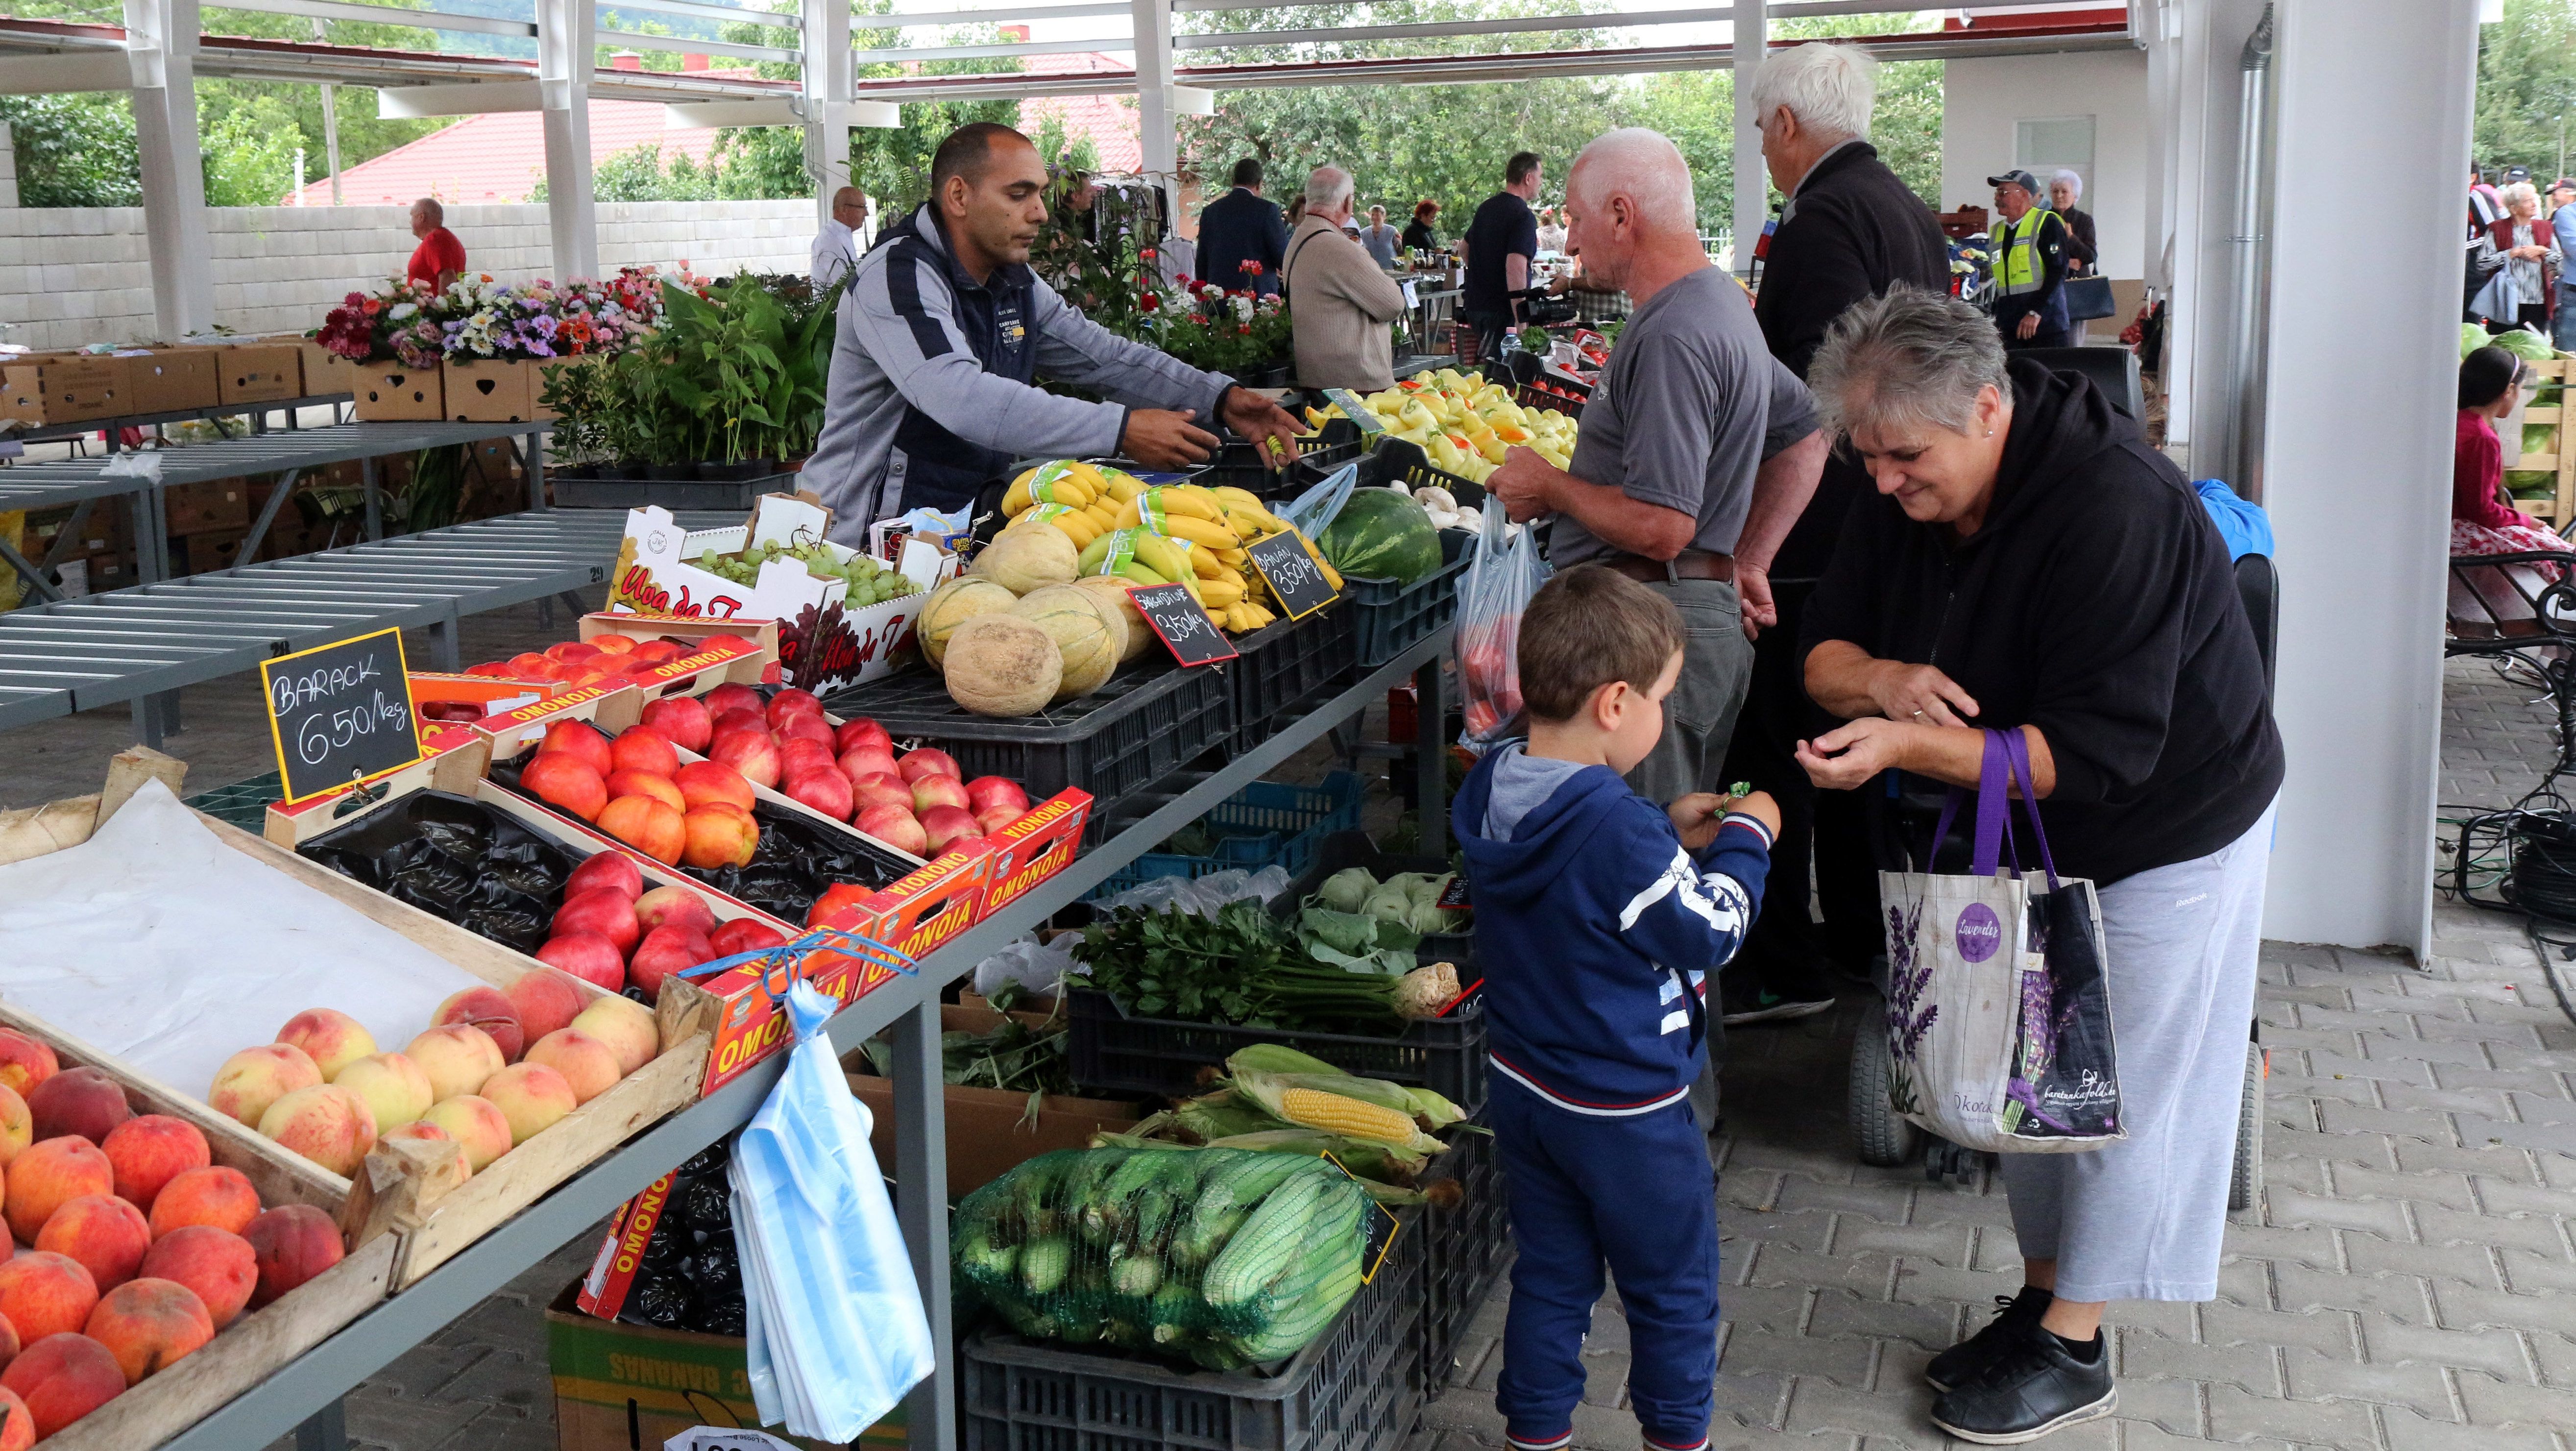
[[689, 541, 922, 605]]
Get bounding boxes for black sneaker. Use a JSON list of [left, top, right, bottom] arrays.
[[1928, 1324, 2114, 1445], [1925, 1287, 2052, 1392], [1720, 976, 1836, 1026]]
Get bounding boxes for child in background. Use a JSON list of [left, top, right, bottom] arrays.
[[1450, 565, 1778, 1451]]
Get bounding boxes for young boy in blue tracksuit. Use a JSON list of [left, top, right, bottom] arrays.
[[1450, 566, 1778, 1451]]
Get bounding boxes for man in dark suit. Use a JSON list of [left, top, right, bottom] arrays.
[[1196, 158, 1289, 296], [1724, 41, 1952, 1026]]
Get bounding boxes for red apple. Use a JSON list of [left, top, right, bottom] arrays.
[[635, 885, 719, 937], [539, 720, 614, 776], [564, 851, 643, 901], [765, 689, 824, 728], [851, 772, 916, 816], [638, 696, 713, 753], [710, 732, 782, 789], [837, 747, 899, 786], [918, 805, 981, 855], [628, 926, 713, 1000], [855, 803, 929, 856], [782, 769, 855, 822], [834, 717, 892, 756], [553, 887, 643, 955], [897, 748, 960, 784], [520, 752, 608, 822], [681, 805, 760, 869], [974, 802, 1022, 836], [912, 774, 972, 814], [703, 683, 764, 719], [965, 776, 1029, 814], [708, 918, 789, 958], [609, 726, 681, 778], [536, 934, 625, 991]]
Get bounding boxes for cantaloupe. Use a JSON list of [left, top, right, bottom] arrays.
[[1071, 575, 1149, 662], [917, 576, 1018, 669], [970, 521, 1079, 595], [944, 615, 1062, 717], [1011, 586, 1120, 701]]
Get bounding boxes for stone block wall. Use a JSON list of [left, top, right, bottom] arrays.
[[0, 200, 812, 352]]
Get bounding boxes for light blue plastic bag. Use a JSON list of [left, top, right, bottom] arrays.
[[1280, 459, 1361, 539], [730, 980, 934, 1442]]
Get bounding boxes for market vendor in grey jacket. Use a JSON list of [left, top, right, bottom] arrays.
[[804, 122, 1304, 540]]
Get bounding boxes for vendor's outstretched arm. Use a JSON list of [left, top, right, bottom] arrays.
[[846, 258, 1131, 459], [1027, 287, 1233, 416]]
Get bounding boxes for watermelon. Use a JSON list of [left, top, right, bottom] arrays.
[[1320, 489, 1443, 584]]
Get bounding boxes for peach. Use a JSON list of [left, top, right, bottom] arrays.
[[776, 714, 835, 749], [966, 776, 1030, 814], [564, 851, 644, 901], [710, 731, 782, 788], [605, 769, 687, 813], [681, 805, 761, 869], [0, 1033, 56, 1101], [405, 1025, 504, 1102], [26, 1068, 130, 1146], [636, 885, 719, 936], [243, 1205, 345, 1308], [208, 1044, 321, 1129], [552, 887, 643, 956], [910, 773, 972, 815], [332, 1053, 433, 1132], [674, 760, 756, 813], [835, 716, 892, 756], [505, 971, 588, 1044], [5, 1139, 112, 1246], [707, 918, 788, 959], [0, 1256, 97, 1345], [520, 751, 608, 821], [850, 771, 915, 816], [256, 1085, 377, 1178], [418, 1096, 511, 1171], [0, 1083, 29, 1166], [481, 1063, 577, 1146], [778, 737, 839, 781], [99, 1117, 208, 1214], [275, 1008, 377, 1082], [918, 805, 981, 855], [0, 1387, 28, 1451], [898, 747, 960, 783], [639, 695, 713, 752], [35, 1195, 150, 1291], [838, 747, 900, 786], [433, 987, 527, 1065], [856, 802, 928, 855], [627, 926, 711, 1001], [703, 681, 763, 718], [87, 1278, 212, 1385], [138, 1228, 255, 1329], [539, 718, 615, 774], [571, 996, 660, 1076], [782, 768, 855, 822], [588, 633, 639, 654], [535, 934, 625, 992], [546, 640, 603, 664], [146, 1167, 258, 1240], [597, 794, 687, 865], [609, 726, 681, 778], [525, 1030, 622, 1104], [0, 1333, 121, 1438]]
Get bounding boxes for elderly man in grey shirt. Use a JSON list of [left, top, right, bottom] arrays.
[[811, 186, 871, 296]]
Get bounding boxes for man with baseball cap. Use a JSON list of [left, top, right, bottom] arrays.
[[1987, 168, 2072, 349]]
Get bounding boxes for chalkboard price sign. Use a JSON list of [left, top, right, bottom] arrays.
[[1245, 528, 1341, 621], [1129, 582, 1239, 667], [261, 627, 424, 805], [1321, 388, 1384, 435]]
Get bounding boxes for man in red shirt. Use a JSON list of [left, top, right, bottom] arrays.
[[407, 197, 465, 290]]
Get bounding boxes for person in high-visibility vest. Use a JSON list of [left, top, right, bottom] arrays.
[[1986, 169, 2071, 349]]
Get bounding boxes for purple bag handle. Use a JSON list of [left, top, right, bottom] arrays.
[[1927, 729, 2023, 879], [1999, 728, 2063, 890]]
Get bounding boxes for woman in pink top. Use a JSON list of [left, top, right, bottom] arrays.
[[2453, 345, 2568, 630]]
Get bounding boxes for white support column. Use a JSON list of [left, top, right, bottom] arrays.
[[1133, 0, 1178, 212], [2255, 0, 2477, 959], [536, 0, 598, 280], [803, 0, 850, 227], [1730, 0, 1765, 274], [125, 0, 211, 339]]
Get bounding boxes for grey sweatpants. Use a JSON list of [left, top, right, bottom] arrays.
[[1995, 804, 2276, 1303], [1619, 577, 1756, 1131]]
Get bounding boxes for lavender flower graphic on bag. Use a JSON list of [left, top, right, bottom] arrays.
[[1883, 897, 1936, 1116]]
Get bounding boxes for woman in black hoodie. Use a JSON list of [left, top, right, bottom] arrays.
[[1796, 287, 2284, 1446]]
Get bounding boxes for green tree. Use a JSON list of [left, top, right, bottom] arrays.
[[2478, 0, 2576, 180], [201, 91, 304, 206], [0, 94, 139, 207]]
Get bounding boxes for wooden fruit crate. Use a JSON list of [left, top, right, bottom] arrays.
[[2511, 356, 2576, 524], [0, 747, 724, 1447]]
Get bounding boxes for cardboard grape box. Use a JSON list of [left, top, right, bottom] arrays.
[[605, 496, 958, 695], [547, 1282, 902, 1451]]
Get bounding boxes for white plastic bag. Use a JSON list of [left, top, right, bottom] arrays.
[[1280, 460, 1361, 539], [1455, 494, 1549, 752], [731, 980, 935, 1441], [972, 935, 1078, 1000]]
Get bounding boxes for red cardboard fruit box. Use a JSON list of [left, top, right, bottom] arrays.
[[977, 789, 1093, 916]]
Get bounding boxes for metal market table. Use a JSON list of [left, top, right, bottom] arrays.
[[156, 628, 1456, 1451]]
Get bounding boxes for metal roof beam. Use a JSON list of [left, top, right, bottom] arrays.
[[1173, 8, 1731, 49], [208, 0, 536, 40], [0, 49, 138, 92], [851, 33, 1122, 60], [607, 0, 800, 31], [376, 77, 540, 114], [596, 27, 798, 62], [857, 1, 1129, 26]]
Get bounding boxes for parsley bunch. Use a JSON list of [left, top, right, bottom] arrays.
[[1073, 899, 1405, 1030]]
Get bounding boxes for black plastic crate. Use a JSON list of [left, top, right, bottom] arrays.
[[1356, 437, 1486, 510], [1086, 772, 1366, 902], [825, 659, 1233, 841], [550, 469, 797, 510], [184, 771, 284, 832], [1229, 607, 1360, 753], [1067, 988, 1486, 1112], [1203, 418, 1364, 497], [1272, 831, 1472, 970], [1417, 1117, 1509, 1399], [961, 1202, 1424, 1451], [1342, 529, 1469, 668]]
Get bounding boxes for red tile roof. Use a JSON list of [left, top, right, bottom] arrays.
[[1019, 50, 1141, 173], [284, 99, 726, 206]]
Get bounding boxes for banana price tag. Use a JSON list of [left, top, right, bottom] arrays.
[[1321, 387, 1385, 435], [1245, 528, 1339, 621], [1127, 581, 1238, 667]]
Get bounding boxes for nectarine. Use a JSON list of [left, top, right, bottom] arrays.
[[639, 695, 713, 753], [538, 719, 614, 774], [553, 886, 643, 956], [898, 747, 960, 783], [520, 751, 608, 822], [703, 682, 763, 718], [627, 926, 711, 1001], [680, 805, 760, 869], [778, 737, 839, 781], [776, 714, 835, 749], [766, 688, 823, 725], [910, 773, 972, 815], [597, 794, 687, 865], [710, 731, 782, 789], [535, 934, 625, 993], [635, 885, 718, 937], [782, 768, 855, 822], [609, 726, 681, 778], [707, 918, 787, 959], [918, 804, 981, 855], [674, 760, 756, 813], [563, 851, 644, 901], [835, 716, 892, 755], [605, 769, 687, 814], [855, 802, 928, 856], [838, 748, 900, 787]]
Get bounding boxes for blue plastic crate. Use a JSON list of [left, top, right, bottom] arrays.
[[1085, 771, 1365, 901]]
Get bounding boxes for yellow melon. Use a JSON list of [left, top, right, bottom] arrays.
[[1011, 586, 1120, 701], [916, 575, 1018, 669], [943, 615, 1061, 717], [1071, 574, 1150, 662], [969, 521, 1079, 595]]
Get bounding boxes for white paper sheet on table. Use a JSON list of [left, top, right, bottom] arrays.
[[0, 781, 487, 1100]]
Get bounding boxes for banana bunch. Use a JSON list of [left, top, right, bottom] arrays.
[[1001, 459, 1148, 550], [1066, 482, 1294, 634], [1349, 368, 1580, 483]]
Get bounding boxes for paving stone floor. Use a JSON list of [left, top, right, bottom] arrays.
[[175, 652, 2574, 1451]]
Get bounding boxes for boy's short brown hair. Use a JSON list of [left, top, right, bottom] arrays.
[[1517, 566, 1687, 721]]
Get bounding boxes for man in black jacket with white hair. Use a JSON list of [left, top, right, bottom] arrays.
[[1723, 40, 1950, 1026]]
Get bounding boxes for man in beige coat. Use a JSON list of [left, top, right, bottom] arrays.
[[1286, 165, 1409, 392]]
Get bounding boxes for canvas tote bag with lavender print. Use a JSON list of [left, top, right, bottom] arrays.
[[1877, 728, 2125, 1154]]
